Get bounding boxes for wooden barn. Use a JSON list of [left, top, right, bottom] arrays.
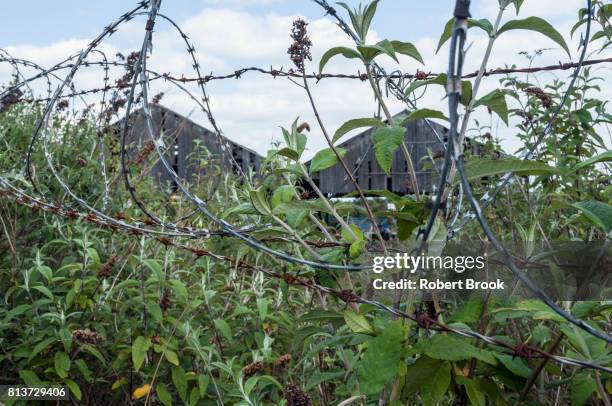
[[306, 111, 449, 196], [121, 106, 458, 197], [121, 104, 263, 187]]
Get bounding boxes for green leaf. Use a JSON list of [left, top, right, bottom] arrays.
[[66, 379, 82, 400], [198, 375, 210, 397], [357, 40, 398, 63], [343, 309, 375, 335], [571, 374, 597, 406], [305, 371, 345, 391], [156, 383, 173, 406], [172, 366, 188, 402], [497, 17, 571, 58], [404, 356, 451, 405], [349, 239, 366, 259], [132, 336, 151, 371], [361, 1, 379, 40], [404, 73, 447, 95], [310, 148, 346, 173], [512, 0, 525, 14], [469, 18, 494, 35], [249, 188, 272, 215], [419, 334, 497, 365], [29, 336, 56, 361], [371, 126, 406, 175], [494, 354, 532, 378], [390, 41, 424, 64], [575, 151, 612, 170], [271, 185, 295, 208], [357, 322, 403, 394], [474, 90, 509, 124], [463, 158, 559, 181], [400, 108, 449, 125], [19, 370, 42, 386], [168, 279, 188, 301], [164, 349, 180, 366], [436, 18, 455, 54], [341, 224, 363, 243], [437, 18, 494, 53], [214, 319, 233, 342], [275, 147, 300, 161], [573, 201, 612, 233], [222, 202, 257, 218], [457, 377, 485, 406], [256, 298, 269, 321], [449, 301, 483, 324], [333, 117, 385, 144], [424, 361, 451, 405], [31, 285, 53, 299], [54, 351, 71, 379], [74, 359, 92, 382], [319, 47, 362, 73]]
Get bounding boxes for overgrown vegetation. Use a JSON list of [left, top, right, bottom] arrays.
[[1, 0, 611, 405]]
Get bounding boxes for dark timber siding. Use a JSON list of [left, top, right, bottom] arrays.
[[123, 104, 262, 186], [122, 106, 454, 196], [308, 117, 449, 196]]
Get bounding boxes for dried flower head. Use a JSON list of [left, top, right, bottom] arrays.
[[243, 361, 265, 377], [56, 99, 70, 111], [288, 19, 312, 72], [97, 255, 117, 279], [160, 288, 172, 311], [283, 384, 311, 406], [273, 353, 292, 369], [134, 140, 155, 165], [152, 92, 165, 104], [525, 87, 552, 109], [72, 329, 104, 345]]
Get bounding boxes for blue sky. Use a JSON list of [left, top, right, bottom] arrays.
[[2, 0, 608, 157], [2, 1, 450, 47]]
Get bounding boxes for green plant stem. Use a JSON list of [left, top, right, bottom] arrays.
[[301, 72, 389, 255], [595, 372, 612, 406], [299, 164, 358, 240], [519, 333, 563, 401], [271, 213, 323, 259]]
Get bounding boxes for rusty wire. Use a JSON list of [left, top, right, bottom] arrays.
[[0, 0, 610, 374]]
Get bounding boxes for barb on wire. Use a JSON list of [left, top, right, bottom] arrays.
[[444, 0, 612, 344], [1, 183, 610, 374]]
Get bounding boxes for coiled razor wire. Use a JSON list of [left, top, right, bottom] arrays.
[[0, 0, 610, 371], [445, 0, 612, 344], [310, 0, 611, 343], [0, 181, 610, 373]]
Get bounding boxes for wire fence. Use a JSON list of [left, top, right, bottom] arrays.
[[0, 0, 610, 374]]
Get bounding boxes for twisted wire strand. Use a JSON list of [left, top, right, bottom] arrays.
[[447, 0, 599, 239], [445, 0, 612, 344], [122, 0, 368, 271], [0, 182, 609, 373], [0, 0, 609, 366]]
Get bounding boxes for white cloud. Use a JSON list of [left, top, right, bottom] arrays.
[[1, 1, 609, 159]]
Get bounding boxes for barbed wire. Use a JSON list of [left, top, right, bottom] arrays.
[[0, 0, 610, 375], [446, 0, 612, 344], [1, 182, 610, 374]]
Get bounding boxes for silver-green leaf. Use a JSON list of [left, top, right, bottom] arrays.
[[497, 17, 571, 58]]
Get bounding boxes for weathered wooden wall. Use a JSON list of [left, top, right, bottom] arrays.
[[308, 117, 449, 196], [124, 104, 262, 187], [123, 106, 457, 197]]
